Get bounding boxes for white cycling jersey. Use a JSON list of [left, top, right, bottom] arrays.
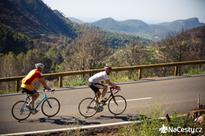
[[88, 71, 109, 83]]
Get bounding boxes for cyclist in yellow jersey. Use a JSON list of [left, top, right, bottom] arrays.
[[21, 63, 51, 113]]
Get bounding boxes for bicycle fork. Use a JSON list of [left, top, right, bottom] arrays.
[[112, 96, 119, 106], [43, 95, 52, 108]]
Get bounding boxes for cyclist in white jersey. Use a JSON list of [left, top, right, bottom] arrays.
[[88, 66, 120, 103]]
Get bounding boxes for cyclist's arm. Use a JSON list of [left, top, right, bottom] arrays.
[[105, 79, 120, 90], [105, 79, 116, 87], [38, 78, 51, 90]]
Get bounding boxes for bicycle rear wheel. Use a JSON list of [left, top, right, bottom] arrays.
[[41, 97, 60, 117], [78, 97, 97, 118], [11, 100, 31, 121], [108, 95, 127, 115]]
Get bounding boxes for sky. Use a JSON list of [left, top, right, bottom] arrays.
[[42, 0, 205, 24]]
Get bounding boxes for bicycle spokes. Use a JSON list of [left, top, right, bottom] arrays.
[[12, 101, 31, 121], [78, 97, 98, 118], [41, 97, 60, 117], [108, 95, 127, 115]]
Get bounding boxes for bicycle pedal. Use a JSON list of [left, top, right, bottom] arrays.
[[97, 106, 103, 112]]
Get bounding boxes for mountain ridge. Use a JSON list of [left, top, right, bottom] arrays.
[[91, 17, 205, 41]]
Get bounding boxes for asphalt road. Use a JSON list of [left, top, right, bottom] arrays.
[[0, 75, 205, 135]]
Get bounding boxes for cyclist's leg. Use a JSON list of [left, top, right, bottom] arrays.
[[101, 85, 108, 99], [92, 83, 107, 102], [22, 88, 32, 109], [89, 83, 101, 103], [30, 90, 39, 109]]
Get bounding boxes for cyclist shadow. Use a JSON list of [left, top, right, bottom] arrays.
[[36, 116, 101, 126], [96, 114, 149, 121]]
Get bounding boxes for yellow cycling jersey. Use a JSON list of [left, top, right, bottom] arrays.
[[21, 69, 42, 91]]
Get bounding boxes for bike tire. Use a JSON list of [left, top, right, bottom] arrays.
[[78, 97, 97, 118], [11, 100, 31, 121], [108, 95, 127, 115], [41, 97, 60, 117]]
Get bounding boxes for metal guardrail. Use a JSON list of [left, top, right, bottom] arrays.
[[0, 60, 205, 92]]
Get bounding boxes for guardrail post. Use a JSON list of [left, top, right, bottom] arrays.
[[174, 66, 178, 76], [137, 68, 142, 80], [16, 80, 20, 92], [59, 76, 63, 88]]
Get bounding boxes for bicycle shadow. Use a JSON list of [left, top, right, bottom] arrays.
[[96, 114, 149, 121], [27, 116, 101, 126]]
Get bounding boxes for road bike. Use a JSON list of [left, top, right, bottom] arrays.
[[11, 89, 60, 121], [78, 87, 127, 118]]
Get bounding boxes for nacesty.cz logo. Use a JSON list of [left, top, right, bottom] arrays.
[[159, 124, 203, 134]]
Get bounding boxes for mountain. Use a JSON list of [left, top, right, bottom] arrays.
[[91, 18, 205, 41], [69, 17, 84, 24], [52, 12, 152, 47], [159, 18, 204, 31], [0, 0, 76, 38], [92, 18, 149, 33]]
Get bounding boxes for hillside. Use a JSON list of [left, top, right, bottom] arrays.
[[0, 0, 151, 50], [106, 26, 205, 67], [0, 0, 76, 38], [0, 24, 33, 54], [91, 18, 205, 41], [156, 25, 205, 62]]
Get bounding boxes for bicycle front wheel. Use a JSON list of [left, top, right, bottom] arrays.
[[78, 97, 97, 118], [108, 95, 127, 115], [41, 97, 60, 117], [11, 100, 31, 121]]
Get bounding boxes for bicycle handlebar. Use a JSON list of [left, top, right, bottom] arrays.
[[43, 89, 55, 92], [109, 87, 120, 94]]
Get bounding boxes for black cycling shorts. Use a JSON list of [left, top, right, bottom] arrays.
[[21, 88, 38, 95], [89, 82, 104, 93]]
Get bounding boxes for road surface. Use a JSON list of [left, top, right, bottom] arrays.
[[0, 75, 205, 135]]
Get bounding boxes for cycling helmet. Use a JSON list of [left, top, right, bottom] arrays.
[[104, 65, 112, 73], [35, 63, 45, 69]]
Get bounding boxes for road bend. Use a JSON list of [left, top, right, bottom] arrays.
[[0, 75, 204, 135]]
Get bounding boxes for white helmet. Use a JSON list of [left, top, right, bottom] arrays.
[[35, 63, 45, 69], [104, 65, 112, 73]]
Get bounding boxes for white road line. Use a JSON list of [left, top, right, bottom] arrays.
[[110, 97, 152, 103], [126, 97, 152, 102], [2, 121, 141, 136]]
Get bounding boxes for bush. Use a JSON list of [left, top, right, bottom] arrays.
[[187, 69, 205, 75], [64, 76, 87, 87], [119, 106, 205, 136]]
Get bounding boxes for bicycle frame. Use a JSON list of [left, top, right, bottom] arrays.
[[34, 92, 49, 110], [25, 91, 49, 110], [103, 87, 119, 104]]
